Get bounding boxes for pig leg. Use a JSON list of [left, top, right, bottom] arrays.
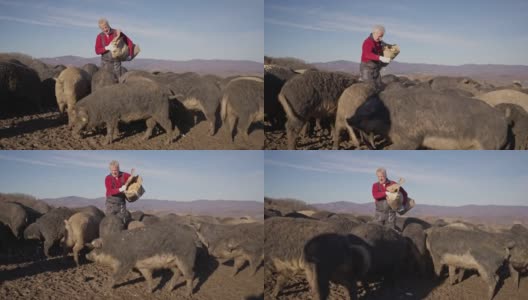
[[387, 136, 420, 150], [285, 118, 304, 150], [345, 123, 359, 148], [110, 265, 129, 289], [272, 273, 288, 298], [143, 118, 156, 140], [175, 261, 194, 297], [226, 112, 238, 142], [333, 117, 345, 149], [448, 265, 458, 285], [238, 114, 251, 140], [66, 105, 75, 128], [62, 239, 70, 259], [457, 268, 465, 283], [58, 100, 66, 114], [315, 118, 322, 133], [305, 263, 330, 300], [43, 238, 54, 258], [232, 257, 246, 277], [72, 242, 84, 266], [430, 255, 443, 277], [509, 264, 519, 289], [476, 264, 498, 300], [248, 255, 260, 276], [137, 268, 155, 293], [343, 280, 358, 300], [168, 267, 182, 291], [205, 112, 216, 136], [105, 120, 119, 144], [301, 121, 310, 137], [153, 116, 174, 144]]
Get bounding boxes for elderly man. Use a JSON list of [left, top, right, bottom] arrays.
[[105, 160, 135, 223], [94, 18, 134, 77], [360, 25, 393, 90], [372, 167, 408, 231]]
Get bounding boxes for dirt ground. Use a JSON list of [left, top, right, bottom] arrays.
[[1, 252, 263, 300], [0, 111, 264, 150], [265, 125, 385, 150], [264, 269, 528, 300]]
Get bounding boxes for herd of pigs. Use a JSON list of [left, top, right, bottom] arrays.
[[0, 54, 264, 145], [0, 197, 263, 297], [264, 64, 528, 150], [2, 197, 528, 299], [264, 207, 528, 300]]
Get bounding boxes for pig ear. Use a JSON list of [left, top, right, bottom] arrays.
[[190, 220, 201, 230], [64, 220, 69, 225], [506, 240, 516, 250], [227, 239, 240, 251], [91, 238, 103, 248]]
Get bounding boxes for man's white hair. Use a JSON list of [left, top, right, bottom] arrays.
[[376, 167, 387, 176], [98, 18, 109, 27], [372, 25, 385, 34], [109, 160, 120, 168]]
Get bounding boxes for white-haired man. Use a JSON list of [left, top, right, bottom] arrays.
[[360, 25, 393, 90], [372, 167, 408, 231], [94, 18, 134, 77], [104, 160, 135, 223]]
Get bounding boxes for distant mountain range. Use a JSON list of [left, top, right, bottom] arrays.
[[39, 55, 263, 77], [40, 196, 262, 218], [312, 60, 528, 86], [312, 201, 528, 225]]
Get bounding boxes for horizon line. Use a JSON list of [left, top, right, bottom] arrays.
[[265, 197, 528, 208], [265, 56, 528, 68]]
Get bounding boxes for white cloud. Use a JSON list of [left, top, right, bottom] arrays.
[[265, 18, 334, 32], [0, 1, 206, 42], [266, 153, 459, 186], [267, 4, 476, 47], [0, 15, 65, 27], [265, 159, 338, 174], [0, 153, 58, 167]]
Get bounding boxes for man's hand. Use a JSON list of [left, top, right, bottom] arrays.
[[119, 186, 126, 193], [379, 56, 391, 63], [130, 168, 136, 176], [105, 44, 116, 52], [126, 55, 133, 61]]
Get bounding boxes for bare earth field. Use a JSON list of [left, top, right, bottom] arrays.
[[0, 111, 264, 150], [1, 252, 263, 300], [265, 267, 527, 300], [265, 126, 385, 150]]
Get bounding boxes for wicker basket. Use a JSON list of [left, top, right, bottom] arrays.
[[124, 175, 145, 202], [110, 36, 141, 61], [383, 44, 400, 60]]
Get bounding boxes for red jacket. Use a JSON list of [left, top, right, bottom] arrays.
[[95, 29, 134, 58], [361, 34, 383, 63], [372, 180, 408, 204], [105, 172, 131, 197]]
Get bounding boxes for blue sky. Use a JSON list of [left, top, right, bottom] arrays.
[[265, 0, 528, 65], [265, 151, 528, 207], [0, 0, 263, 61], [0, 151, 263, 201]]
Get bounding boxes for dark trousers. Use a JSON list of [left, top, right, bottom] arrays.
[[375, 200, 396, 229], [101, 59, 123, 78], [360, 61, 383, 90], [105, 196, 129, 224]]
